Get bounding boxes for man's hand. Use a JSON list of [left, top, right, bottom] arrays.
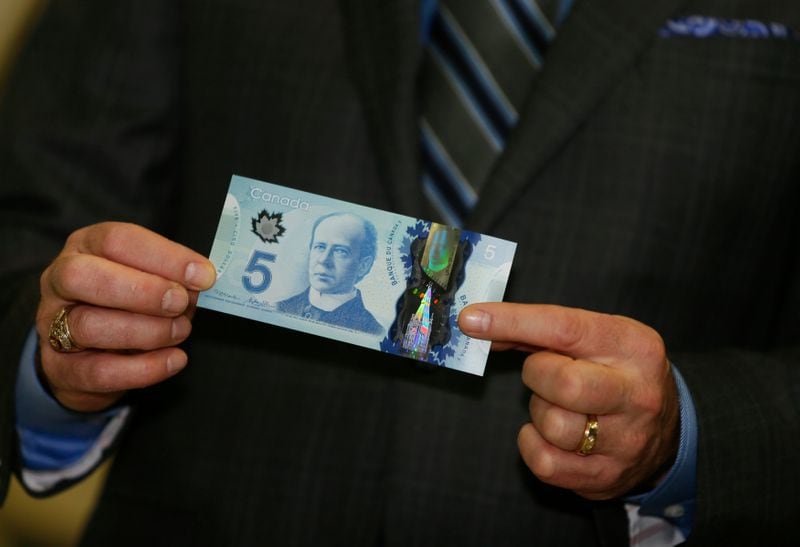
[[459, 303, 680, 500], [36, 222, 216, 413]]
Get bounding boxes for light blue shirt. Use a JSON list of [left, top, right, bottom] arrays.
[[15, 329, 122, 471]]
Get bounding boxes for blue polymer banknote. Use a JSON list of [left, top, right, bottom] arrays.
[[198, 175, 516, 376]]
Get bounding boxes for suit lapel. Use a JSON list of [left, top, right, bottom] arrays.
[[470, 0, 691, 233], [339, 0, 693, 228], [339, 0, 424, 218]]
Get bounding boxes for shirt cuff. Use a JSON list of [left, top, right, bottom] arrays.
[[626, 363, 698, 538], [15, 327, 129, 487]]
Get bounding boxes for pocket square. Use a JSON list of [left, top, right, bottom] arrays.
[[659, 16, 799, 40]]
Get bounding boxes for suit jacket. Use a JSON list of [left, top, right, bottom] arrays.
[[1, 0, 798, 545]]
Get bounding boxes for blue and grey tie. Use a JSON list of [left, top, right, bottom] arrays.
[[419, 0, 569, 226]]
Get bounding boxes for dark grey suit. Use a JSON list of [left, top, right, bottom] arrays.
[[1, 0, 798, 545]]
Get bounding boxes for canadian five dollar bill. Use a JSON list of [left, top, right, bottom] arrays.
[[198, 175, 516, 376]]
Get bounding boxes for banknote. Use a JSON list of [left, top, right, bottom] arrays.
[[198, 175, 516, 376]]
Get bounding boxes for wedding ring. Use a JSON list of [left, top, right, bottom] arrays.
[[48, 305, 84, 353], [576, 414, 599, 456]]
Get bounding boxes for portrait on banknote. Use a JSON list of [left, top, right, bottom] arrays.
[[275, 212, 384, 336]]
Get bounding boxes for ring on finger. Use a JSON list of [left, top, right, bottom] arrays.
[[576, 414, 599, 456], [48, 305, 84, 353]]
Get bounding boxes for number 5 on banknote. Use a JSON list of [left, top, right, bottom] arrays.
[[198, 175, 516, 376], [241, 250, 276, 293]]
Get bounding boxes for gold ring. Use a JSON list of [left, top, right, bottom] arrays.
[[48, 305, 84, 353], [576, 414, 599, 456]]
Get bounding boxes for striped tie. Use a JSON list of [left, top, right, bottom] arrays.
[[419, 0, 569, 226]]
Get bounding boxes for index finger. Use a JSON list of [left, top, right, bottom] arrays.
[[70, 222, 215, 290], [458, 303, 644, 362]]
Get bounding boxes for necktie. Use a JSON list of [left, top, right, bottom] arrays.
[[419, 0, 567, 226]]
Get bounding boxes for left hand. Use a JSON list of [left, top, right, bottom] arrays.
[[459, 303, 680, 500]]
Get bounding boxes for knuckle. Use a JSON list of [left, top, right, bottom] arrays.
[[114, 325, 137, 348], [636, 328, 666, 363], [612, 315, 665, 363], [586, 464, 609, 485], [553, 364, 583, 406], [551, 310, 586, 352], [528, 451, 554, 480], [35, 300, 53, 330], [638, 389, 664, 417], [39, 260, 57, 295], [35, 310, 47, 331], [98, 222, 131, 260], [124, 278, 144, 300], [65, 226, 89, 250], [527, 393, 537, 416], [518, 424, 557, 480], [77, 310, 136, 349], [110, 319, 144, 348], [628, 376, 665, 416], [50, 254, 85, 296], [517, 424, 536, 459], [505, 311, 526, 341], [540, 406, 569, 441], [521, 355, 539, 387]]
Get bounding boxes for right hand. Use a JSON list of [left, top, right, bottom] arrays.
[[35, 222, 216, 412]]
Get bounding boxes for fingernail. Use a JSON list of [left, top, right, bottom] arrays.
[[185, 261, 215, 290], [166, 352, 187, 375], [171, 316, 192, 341], [162, 287, 189, 314], [460, 309, 490, 333]]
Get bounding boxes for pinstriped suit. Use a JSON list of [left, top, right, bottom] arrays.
[[1, 0, 798, 544]]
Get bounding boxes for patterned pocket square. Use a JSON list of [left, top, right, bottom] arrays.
[[659, 16, 799, 40]]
